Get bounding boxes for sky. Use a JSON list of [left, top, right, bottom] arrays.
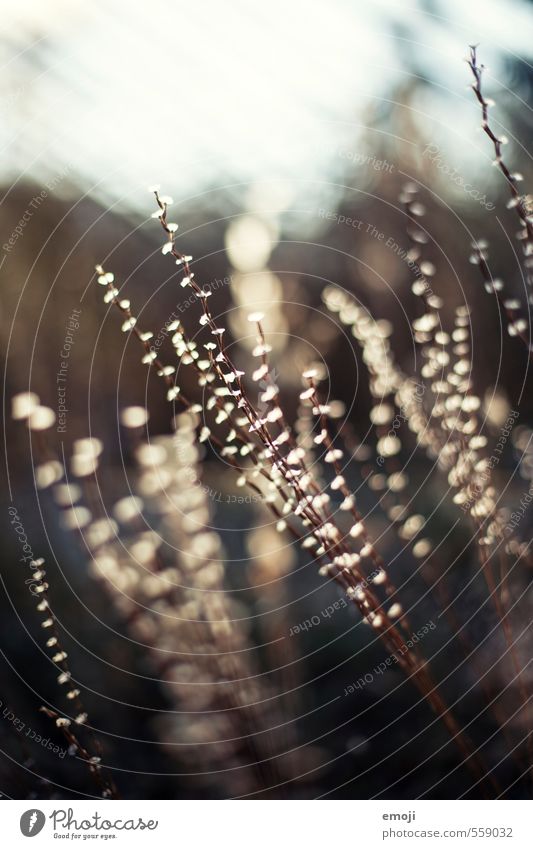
[[0, 0, 532, 211]]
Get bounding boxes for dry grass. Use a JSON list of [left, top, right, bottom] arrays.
[[8, 48, 533, 799]]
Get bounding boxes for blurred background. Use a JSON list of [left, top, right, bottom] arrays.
[[1, 0, 533, 799]]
